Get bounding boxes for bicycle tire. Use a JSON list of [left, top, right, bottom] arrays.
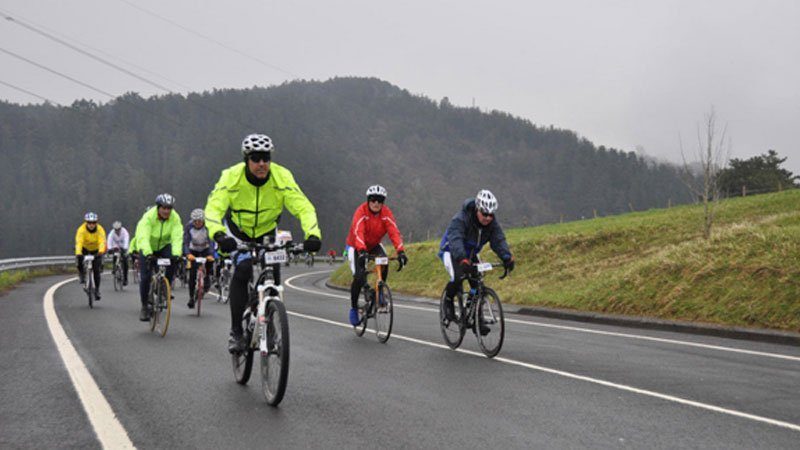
[[195, 268, 204, 317], [113, 265, 120, 292], [233, 311, 254, 384], [218, 272, 230, 304], [148, 278, 158, 332], [86, 275, 94, 309], [154, 276, 172, 337], [261, 300, 290, 406], [476, 287, 505, 358], [439, 288, 465, 349], [374, 283, 393, 343], [353, 288, 369, 337]]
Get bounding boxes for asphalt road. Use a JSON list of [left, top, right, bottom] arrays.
[[2, 266, 799, 449]]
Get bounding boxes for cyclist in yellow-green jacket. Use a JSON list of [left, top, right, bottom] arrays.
[[205, 133, 321, 353], [135, 194, 183, 321]]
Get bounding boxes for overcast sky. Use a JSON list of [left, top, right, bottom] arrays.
[[1, 0, 798, 172]]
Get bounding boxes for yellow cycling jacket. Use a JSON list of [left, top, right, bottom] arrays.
[[134, 207, 183, 257], [74, 223, 107, 255], [204, 162, 321, 241]]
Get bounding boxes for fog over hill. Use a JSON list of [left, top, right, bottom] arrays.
[[0, 77, 690, 257]]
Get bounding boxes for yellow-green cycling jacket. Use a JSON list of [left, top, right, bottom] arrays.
[[204, 162, 321, 242], [134, 207, 183, 257]]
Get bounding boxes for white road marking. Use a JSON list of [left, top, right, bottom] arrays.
[[285, 271, 800, 362], [44, 277, 136, 449], [285, 302, 800, 433]]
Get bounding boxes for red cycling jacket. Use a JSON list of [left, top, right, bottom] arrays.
[[346, 202, 405, 253]]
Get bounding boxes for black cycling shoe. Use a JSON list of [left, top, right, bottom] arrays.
[[139, 306, 151, 321], [123, 279, 128, 286], [479, 324, 491, 336], [228, 334, 246, 354], [94, 292, 101, 301], [187, 299, 195, 309]]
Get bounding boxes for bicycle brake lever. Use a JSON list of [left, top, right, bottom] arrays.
[[499, 267, 509, 280]]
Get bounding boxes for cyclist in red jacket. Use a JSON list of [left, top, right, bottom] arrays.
[[345, 185, 408, 325]]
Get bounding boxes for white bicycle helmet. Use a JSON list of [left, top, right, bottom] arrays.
[[112, 221, 122, 230], [475, 189, 498, 214], [190, 208, 205, 221], [155, 193, 175, 207], [365, 185, 388, 198], [84, 212, 98, 222], [241, 134, 274, 156]]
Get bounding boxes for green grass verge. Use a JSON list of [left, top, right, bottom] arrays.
[[0, 267, 72, 295], [331, 190, 800, 331]]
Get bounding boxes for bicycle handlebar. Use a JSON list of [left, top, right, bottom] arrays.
[[364, 254, 404, 272]]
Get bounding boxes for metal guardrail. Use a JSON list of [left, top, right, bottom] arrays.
[[0, 255, 76, 273]]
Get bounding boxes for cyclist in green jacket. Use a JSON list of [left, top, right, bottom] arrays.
[[205, 133, 322, 353], [135, 194, 183, 321]]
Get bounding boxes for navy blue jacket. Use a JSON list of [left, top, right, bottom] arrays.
[[439, 199, 512, 263]]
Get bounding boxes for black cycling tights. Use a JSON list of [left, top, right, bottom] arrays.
[[349, 245, 388, 309], [229, 256, 281, 336]]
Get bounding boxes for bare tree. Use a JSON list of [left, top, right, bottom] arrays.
[[680, 107, 730, 240]]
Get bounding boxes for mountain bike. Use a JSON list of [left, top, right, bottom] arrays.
[[188, 254, 214, 317], [353, 255, 401, 343], [216, 257, 232, 304], [439, 262, 508, 358], [231, 238, 303, 406], [111, 251, 125, 291], [82, 255, 96, 309], [147, 258, 173, 337]]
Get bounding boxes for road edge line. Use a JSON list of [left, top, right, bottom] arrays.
[[43, 277, 136, 450]]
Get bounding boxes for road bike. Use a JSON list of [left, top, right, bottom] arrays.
[[216, 257, 232, 304], [231, 237, 303, 406], [188, 254, 214, 317], [111, 250, 125, 291], [328, 254, 336, 265], [439, 261, 507, 358], [353, 255, 401, 343], [147, 257, 173, 337], [82, 254, 96, 309]]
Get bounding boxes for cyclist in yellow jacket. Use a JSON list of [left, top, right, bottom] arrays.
[[205, 133, 322, 353], [75, 212, 106, 301], [135, 194, 183, 321]]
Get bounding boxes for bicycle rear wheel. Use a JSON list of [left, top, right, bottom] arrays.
[[476, 287, 505, 358], [261, 300, 290, 406], [153, 277, 172, 337], [353, 289, 369, 337], [439, 289, 464, 349], [374, 283, 393, 343], [232, 310, 254, 384]]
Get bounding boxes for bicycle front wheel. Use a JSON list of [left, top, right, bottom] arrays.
[[476, 287, 505, 358], [374, 283, 393, 343], [113, 267, 120, 292], [439, 289, 464, 349], [195, 273, 204, 317], [261, 300, 290, 406], [86, 278, 94, 309], [153, 277, 172, 337], [218, 273, 230, 304]]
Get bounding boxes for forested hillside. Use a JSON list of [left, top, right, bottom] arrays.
[[0, 77, 691, 257]]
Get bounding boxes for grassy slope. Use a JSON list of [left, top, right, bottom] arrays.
[[0, 267, 70, 295], [331, 190, 800, 331]]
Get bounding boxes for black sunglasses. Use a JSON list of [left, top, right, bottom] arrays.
[[248, 153, 271, 163], [479, 209, 494, 218], [368, 195, 385, 204]]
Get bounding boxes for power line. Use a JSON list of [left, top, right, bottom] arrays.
[[0, 6, 191, 92], [0, 46, 182, 126], [0, 79, 62, 105], [116, 0, 298, 79], [1, 10, 261, 130]]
